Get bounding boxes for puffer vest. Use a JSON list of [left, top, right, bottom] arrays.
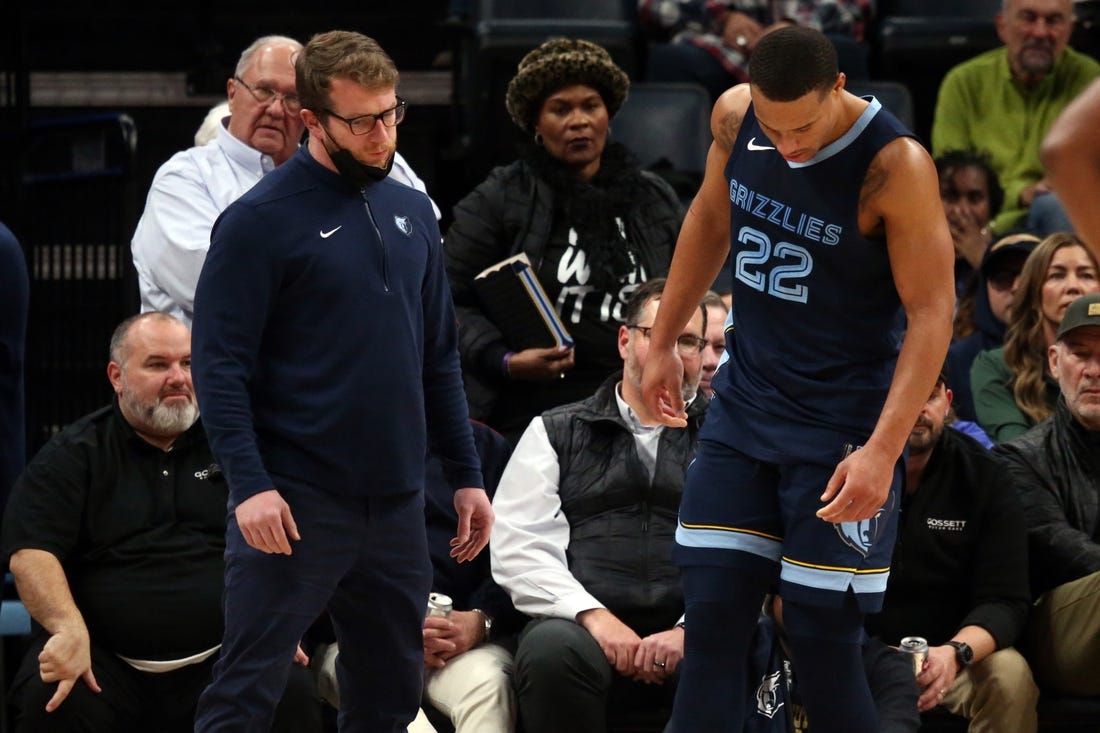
[[541, 376, 707, 636]]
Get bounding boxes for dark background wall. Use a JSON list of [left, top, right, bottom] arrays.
[[0, 3, 473, 454]]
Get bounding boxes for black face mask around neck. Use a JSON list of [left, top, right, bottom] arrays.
[[326, 142, 395, 188]]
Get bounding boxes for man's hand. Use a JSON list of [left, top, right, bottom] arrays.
[[1019, 179, 1053, 208], [422, 610, 484, 669], [817, 443, 895, 523], [38, 625, 100, 713], [640, 345, 687, 428], [451, 488, 493, 563], [577, 608, 642, 677], [422, 614, 457, 670], [632, 625, 685, 684], [235, 489, 300, 555], [916, 645, 958, 712]]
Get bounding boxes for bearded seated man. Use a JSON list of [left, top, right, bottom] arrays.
[[0, 312, 320, 733]]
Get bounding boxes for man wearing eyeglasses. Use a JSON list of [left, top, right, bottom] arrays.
[[489, 278, 707, 733], [190, 31, 493, 732], [131, 34, 438, 328]]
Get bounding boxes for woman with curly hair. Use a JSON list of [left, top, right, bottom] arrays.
[[971, 232, 1099, 442], [444, 38, 684, 442]]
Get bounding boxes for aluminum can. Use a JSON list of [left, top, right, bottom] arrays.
[[427, 592, 453, 618], [899, 636, 928, 677]]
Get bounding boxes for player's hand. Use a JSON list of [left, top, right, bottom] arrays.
[[451, 488, 493, 562], [817, 443, 895, 523], [640, 346, 687, 427], [235, 489, 300, 555], [632, 625, 684, 684], [578, 608, 643, 677], [916, 645, 958, 712], [38, 625, 101, 712], [293, 644, 310, 667], [505, 346, 574, 382]]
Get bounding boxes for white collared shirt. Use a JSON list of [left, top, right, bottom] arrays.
[[490, 384, 683, 627], [131, 120, 439, 327]]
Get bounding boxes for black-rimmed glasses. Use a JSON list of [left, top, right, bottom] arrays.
[[233, 76, 301, 112], [323, 97, 408, 136], [627, 325, 707, 356]]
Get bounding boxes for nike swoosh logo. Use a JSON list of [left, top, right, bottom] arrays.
[[320, 226, 342, 239], [747, 137, 775, 151]]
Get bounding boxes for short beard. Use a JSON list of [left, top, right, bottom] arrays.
[[1069, 400, 1100, 431], [907, 418, 941, 456], [122, 390, 199, 436], [1018, 47, 1055, 77]]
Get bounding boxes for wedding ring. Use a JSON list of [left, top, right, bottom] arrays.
[[654, 660, 666, 668], [736, 34, 747, 47], [939, 689, 946, 697]]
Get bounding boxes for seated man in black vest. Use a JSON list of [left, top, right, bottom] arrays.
[[490, 278, 708, 733], [0, 312, 319, 733]]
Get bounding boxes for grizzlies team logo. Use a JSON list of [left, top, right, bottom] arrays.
[[833, 489, 897, 558], [394, 215, 412, 236], [755, 670, 784, 719]]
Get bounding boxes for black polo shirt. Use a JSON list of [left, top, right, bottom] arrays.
[[1, 401, 225, 659]]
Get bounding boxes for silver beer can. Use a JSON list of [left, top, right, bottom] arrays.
[[899, 636, 929, 677], [427, 592, 453, 618]]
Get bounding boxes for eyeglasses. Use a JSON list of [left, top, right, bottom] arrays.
[[233, 76, 301, 112], [627, 325, 707, 356], [323, 97, 408, 136]]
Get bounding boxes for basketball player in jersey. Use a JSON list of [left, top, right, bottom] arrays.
[[639, 28, 955, 733]]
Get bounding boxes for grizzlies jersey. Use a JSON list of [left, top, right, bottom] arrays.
[[711, 97, 914, 460]]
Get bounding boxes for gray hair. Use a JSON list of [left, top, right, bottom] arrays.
[[109, 312, 186, 366], [1001, 0, 1073, 13], [235, 35, 303, 78]]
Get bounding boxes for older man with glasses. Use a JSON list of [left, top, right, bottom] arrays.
[[490, 277, 708, 733], [131, 34, 437, 328]]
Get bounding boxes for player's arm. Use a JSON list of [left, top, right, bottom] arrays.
[[640, 85, 747, 426], [1042, 77, 1100, 262], [819, 137, 955, 522]]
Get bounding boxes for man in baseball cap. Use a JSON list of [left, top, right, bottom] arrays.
[[995, 291, 1100, 697]]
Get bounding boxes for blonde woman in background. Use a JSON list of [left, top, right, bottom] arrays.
[[971, 232, 1099, 442]]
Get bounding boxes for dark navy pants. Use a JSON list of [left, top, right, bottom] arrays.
[[195, 484, 432, 732]]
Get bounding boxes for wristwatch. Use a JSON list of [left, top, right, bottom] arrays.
[[947, 640, 973, 670], [473, 608, 493, 643]]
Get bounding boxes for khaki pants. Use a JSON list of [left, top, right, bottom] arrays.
[[941, 647, 1038, 733], [422, 642, 515, 733], [315, 641, 514, 733], [1025, 570, 1100, 697]]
